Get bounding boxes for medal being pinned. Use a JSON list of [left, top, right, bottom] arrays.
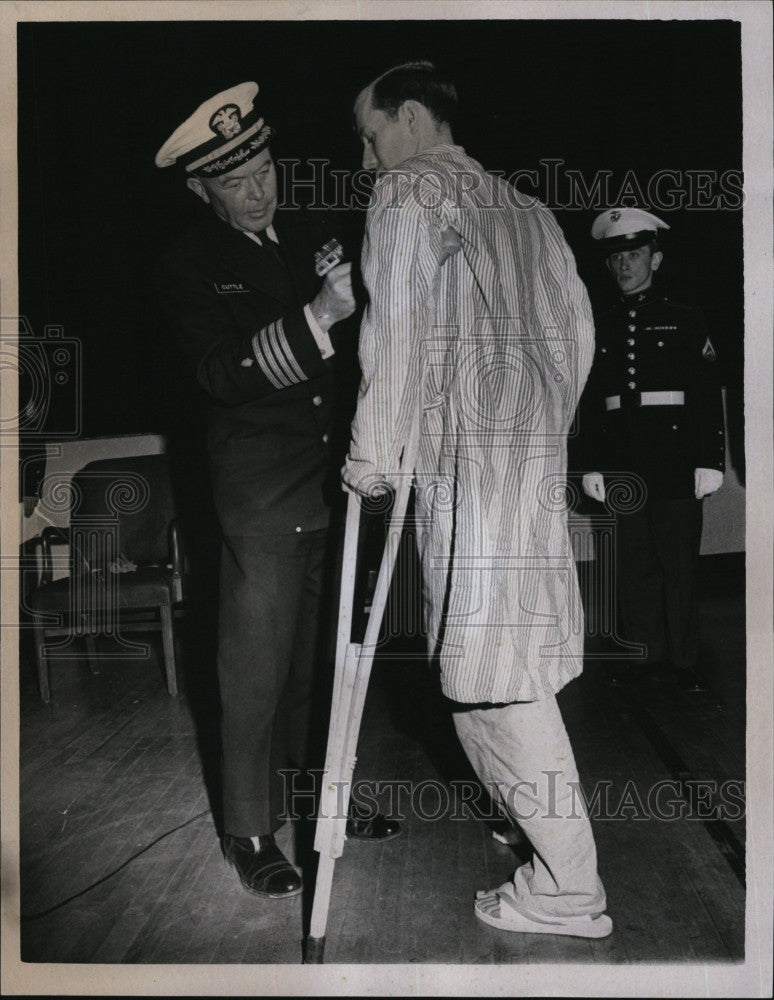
[[314, 238, 344, 276]]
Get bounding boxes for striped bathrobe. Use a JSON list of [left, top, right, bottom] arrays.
[[344, 144, 594, 703]]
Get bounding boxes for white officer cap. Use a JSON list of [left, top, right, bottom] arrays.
[[591, 207, 670, 253], [155, 82, 275, 177]]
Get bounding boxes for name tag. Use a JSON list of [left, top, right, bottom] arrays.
[[214, 281, 250, 294]]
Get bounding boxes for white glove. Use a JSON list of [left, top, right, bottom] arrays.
[[582, 472, 606, 502], [695, 467, 724, 499]]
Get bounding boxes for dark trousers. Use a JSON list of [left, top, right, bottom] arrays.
[[217, 529, 329, 837], [615, 498, 703, 671]]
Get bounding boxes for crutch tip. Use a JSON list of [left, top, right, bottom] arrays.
[[304, 935, 326, 963]]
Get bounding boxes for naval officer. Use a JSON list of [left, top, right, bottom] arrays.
[[580, 208, 725, 691], [155, 82, 398, 900]]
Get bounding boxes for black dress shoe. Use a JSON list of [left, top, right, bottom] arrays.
[[223, 834, 302, 898], [346, 805, 401, 841]]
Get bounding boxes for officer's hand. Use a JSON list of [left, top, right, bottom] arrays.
[[310, 262, 355, 331], [695, 468, 724, 499], [582, 472, 606, 502]]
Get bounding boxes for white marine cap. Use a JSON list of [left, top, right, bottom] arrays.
[[591, 207, 670, 253], [155, 81, 274, 177]]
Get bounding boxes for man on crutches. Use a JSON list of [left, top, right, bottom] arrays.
[[336, 61, 613, 939]]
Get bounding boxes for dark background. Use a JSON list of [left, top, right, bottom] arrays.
[[17, 17, 743, 470]]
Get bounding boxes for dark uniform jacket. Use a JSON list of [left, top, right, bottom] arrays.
[[157, 207, 351, 536], [578, 287, 725, 500]]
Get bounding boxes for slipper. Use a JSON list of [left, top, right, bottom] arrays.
[[474, 881, 613, 938]]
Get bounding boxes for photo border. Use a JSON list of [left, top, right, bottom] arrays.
[[2, 2, 771, 996]]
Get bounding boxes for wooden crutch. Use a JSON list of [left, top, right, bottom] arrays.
[[305, 416, 422, 963]]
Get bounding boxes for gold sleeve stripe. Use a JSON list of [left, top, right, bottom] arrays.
[[270, 320, 306, 383], [252, 326, 285, 388]]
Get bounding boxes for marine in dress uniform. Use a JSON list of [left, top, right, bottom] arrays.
[[581, 208, 725, 691], [155, 83, 397, 899]]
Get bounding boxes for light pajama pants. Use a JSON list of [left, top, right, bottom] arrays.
[[452, 694, 607, 919]]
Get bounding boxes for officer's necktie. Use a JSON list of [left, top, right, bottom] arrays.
[[258, 231, 283, 263], [256, 231, 300, 305]]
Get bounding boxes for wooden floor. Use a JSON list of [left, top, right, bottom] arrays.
[[17, 555, 746, 966]]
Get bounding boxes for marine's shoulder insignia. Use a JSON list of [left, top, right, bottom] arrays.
[[702, 337, 717, 361]]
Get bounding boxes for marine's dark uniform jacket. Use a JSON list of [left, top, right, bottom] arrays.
[[578, 287, 725, 499], [156, 208, 347, 536]]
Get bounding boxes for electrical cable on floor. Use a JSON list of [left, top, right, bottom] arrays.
[[20, 809, 211, 921]]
